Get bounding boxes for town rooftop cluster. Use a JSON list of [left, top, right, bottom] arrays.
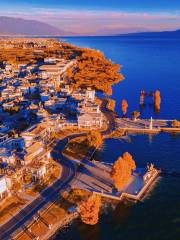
[[0, 38, 104, 201]]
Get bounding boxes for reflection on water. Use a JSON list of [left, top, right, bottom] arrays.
[[55, 133, 180, 240], [56, 176, 180, 240], [55, 36, 180, 240]]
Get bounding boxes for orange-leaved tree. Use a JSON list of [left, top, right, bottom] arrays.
[[111, 152, 136, 191], [122, 152, 136, 171], [121, 99, 128, 116], [171, 119, 180, 128], [87, 130, 103, 149], [78, 194, 101, 225], [154, 90, 161, 111]]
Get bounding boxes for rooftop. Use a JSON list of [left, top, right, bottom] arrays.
[[26, 141, 43, 155]]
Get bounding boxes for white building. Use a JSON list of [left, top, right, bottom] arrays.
[[86, 88, 95, 102], [5, 64, 12, 72], [0, 175, 9, 200], [78, 112, 103, 129], [44, 57, 60, 64], [78, 101, 100, 114], [21, 124, 48, 147], [24, 142, 45, 165], [0, 148, 16, 165], [72, 89, 95, 102], [31, 165, 47, 180]]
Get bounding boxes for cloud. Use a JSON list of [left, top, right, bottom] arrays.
[[0, 8, 180, 35]]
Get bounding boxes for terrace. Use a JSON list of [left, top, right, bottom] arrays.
[[71, 160, 159, 201]]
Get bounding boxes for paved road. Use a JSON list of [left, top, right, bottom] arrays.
[[0, 137, 76, 240], [0, 98, 115, 240], [100, 99, 116, 135]]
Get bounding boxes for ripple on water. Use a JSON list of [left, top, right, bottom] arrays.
[[55, 36, 180, 240]]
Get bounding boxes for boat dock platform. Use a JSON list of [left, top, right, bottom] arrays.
[[93, 169, 160, 202], [116, 118, 180, 134], [71, 160, 161, 202]]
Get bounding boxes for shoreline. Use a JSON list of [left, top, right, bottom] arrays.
[[43, 35, 179, 240], [42, 100, 163, 239], [45, 170, 161, 240], [39, 212, 79, 240], [1, 37, 174, 240]]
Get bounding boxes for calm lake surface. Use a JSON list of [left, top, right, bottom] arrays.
[[55, 36, 180, 240]]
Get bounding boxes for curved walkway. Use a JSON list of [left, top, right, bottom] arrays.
[[0, 98, 114, 239]]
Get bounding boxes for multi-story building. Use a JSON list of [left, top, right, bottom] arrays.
[[0, 175, 9, 200]]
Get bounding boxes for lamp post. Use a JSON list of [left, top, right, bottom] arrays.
[[149, 117, 153, 130]]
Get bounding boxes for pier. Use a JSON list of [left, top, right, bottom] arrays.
[[71, 160, 161, 202], [116, 118, 180, 134]]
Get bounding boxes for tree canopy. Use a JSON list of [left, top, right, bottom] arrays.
[[111, 152, 136, 191], [78, 194, 101, 225], [154, 90, 161, 111], [121, 99, 128, 116], [67, 48, 124, 95], [87, 130, 103, 149]]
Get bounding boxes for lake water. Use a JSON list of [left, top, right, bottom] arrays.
[[55, 36, 180, 240]]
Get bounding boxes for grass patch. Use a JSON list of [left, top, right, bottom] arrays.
[[61, 188, 91, 205], [63, 136, 89, 161]]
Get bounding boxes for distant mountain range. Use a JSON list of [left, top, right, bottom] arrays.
[[0, 16, 179, 37], [116, 29, 180, 38], [0, 16, 67, 36]]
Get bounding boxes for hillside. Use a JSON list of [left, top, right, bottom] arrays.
[[0, 16, 66, 36], [117, 29, 180, 38]]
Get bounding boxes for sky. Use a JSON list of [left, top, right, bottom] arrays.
[[0, 0, 180, 35]]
